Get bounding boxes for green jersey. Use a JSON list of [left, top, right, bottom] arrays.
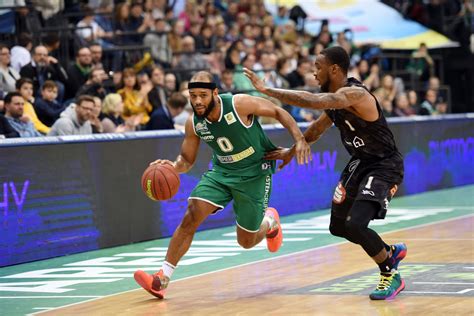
[[193, 94, 277, 176]]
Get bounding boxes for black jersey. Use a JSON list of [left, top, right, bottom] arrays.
[[325, 78, 401, 161]]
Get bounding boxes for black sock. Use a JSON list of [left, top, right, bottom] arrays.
[[378, 255, 394, 274]]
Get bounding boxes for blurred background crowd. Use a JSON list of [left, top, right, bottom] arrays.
[[0, 0, 472, 138]]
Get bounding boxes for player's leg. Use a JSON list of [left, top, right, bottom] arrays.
[[134, 171, 232, 299], [345, 175, 405, 300], [232, 174, 282, 252]]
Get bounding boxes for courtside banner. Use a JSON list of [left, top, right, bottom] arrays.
[[0, 114, 472, 266]]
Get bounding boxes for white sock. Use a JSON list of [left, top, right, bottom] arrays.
[[162, 261, 176, 279], [262, 215, 275, 232]]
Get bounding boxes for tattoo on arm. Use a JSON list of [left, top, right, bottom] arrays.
[[265, 88, 350, 110]]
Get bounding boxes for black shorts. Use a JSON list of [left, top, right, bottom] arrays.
[[332, 154, 404, 220]]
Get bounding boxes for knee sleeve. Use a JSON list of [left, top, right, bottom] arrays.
[[345, 200, 386, 256], [329, 215, 347, 238]]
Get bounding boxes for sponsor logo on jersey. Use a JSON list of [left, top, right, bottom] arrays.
[[352, 136, 365, 148], [195, 121, 210, 134], [201, 135, 215, 142], [333, 182, 346, 204], [224, 112, 237, 125], [216, 146, 255, 163], [362, 189, 375, 196], [261, 162, 271, 170]]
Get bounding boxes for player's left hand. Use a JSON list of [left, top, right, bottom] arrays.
[[243, 68, 268, 93], [264, 146, 295, 171]]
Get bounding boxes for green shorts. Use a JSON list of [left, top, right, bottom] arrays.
[[189, 170, 272, 232]]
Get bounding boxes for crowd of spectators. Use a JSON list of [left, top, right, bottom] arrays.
[[0, 0, 458, 139]]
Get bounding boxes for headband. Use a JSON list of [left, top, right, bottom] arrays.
[[188, 82, 217, 90]]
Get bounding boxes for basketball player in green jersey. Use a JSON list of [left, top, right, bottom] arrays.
[[134, 71, 311, 299]]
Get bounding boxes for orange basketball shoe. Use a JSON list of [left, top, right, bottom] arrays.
[[134, 269, 169, 299], [265, 207, 283, 252]]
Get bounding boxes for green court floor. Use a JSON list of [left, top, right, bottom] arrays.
[[0, 185, 473, 316]]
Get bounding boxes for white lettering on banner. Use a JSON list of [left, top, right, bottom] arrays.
[[0, 279, 121, 293], [0, 208, 458, 294]]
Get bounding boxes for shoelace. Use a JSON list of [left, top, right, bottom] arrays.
[[376, 274, 394, 291]]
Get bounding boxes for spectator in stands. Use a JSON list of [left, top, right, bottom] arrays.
[[407, 89, 419, 109], [126, 1, 154, 43], [4, 92, 42, 137], [175, 36, 211, 80], [0, 113, 19, 138], [34, 80, 66, 127], [42, 33, 61, 59], [144, 18, 172, 67], [90, 43, 105, 70], [101, 93, 136, 133], [76, 7, 113, 46], [118, 67, 152, 126], [168, 19, 186, 53], [146, 91, 188, 130], [274, 5, 289, 27], [374, 74, 397, 115], [65, 47, 93, 100], [138, 71, 153, 96], [90, 96, 104, 133], [178, 0, 201, 32], [393, 92, 416, 117], [363, 63, 381, 92], [199, 23, 217, 51], [427, 76, 447, 104], [48, 95, 94, 136], [164, 72, 177, 93], [435, 101, 448, 115], [20, 45, 68, 98], [419, 89, 437, 115], [16, 78, 50, 134], [148, 65, 167, 112], [286, 57, 312, 88], [219, 69, 235, 92], [233, 53, 260, 93], [10, 32, 32, 72], [407, 42, 434, 81], [0, 45, 20, 93], [76, 68, 108, 99]]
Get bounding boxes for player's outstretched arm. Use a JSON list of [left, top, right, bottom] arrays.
[[265, 112, 333, 170], [150, 116, 200, 173], [244, 67, 369, 110], [234, 94, 311, 165]]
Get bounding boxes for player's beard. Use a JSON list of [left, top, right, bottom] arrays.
[[320, 80, 330, 93], [193, 97, 216, 119]]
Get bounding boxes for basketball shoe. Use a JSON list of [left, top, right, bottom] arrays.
[[390, 243, 407, 270], [369, 271, 405, 300], [265, 207, 283, 252], [134, 269, 169, 299]]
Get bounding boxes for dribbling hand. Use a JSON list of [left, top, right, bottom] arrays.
[[150, 159, 175, 167]]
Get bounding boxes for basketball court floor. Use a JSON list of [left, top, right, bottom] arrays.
[[0, 185, 473, 315]]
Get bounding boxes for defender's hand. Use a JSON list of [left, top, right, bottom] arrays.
[[243, 68, 268, 93], [294, 138, 312, 165]]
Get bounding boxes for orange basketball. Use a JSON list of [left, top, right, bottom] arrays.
[[141, 163, 180, 201]]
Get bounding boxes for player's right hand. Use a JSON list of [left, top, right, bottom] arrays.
[[150, 159, 175, 167]]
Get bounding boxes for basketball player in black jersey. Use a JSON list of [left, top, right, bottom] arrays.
[[244, 46, 407, 300]]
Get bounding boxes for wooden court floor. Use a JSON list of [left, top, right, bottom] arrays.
[[38, 215, 474, 316]]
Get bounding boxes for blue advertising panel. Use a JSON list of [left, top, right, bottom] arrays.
[[0, 115, 472, 266]]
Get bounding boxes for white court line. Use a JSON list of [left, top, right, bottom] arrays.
[[413, 282, 474, 285], [29, 213, 474, 316], [403, 291, 464, 295], [399, 238, 474, 241], [1, 296, 102, 299], [32, 308, 54, 310]]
